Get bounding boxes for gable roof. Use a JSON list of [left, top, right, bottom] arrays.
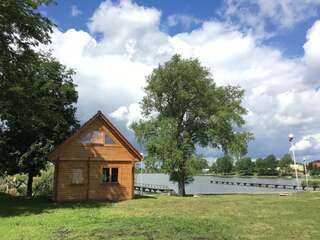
[[48, 111, 143, 161]]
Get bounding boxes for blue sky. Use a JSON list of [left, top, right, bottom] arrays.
[[40, 0, 320, 163], [42, 0, 319, 57]]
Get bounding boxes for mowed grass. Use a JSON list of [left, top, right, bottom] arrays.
[[0, 192, 319, 240]]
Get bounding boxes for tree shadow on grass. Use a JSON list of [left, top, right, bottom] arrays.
[[0, 192, 113, 217]]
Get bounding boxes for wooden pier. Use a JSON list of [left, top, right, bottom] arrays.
[[210, 179, 304, 190], [134, 183, 174, 193]]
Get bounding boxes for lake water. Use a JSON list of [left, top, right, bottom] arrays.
[[135, 173, 303, 194]]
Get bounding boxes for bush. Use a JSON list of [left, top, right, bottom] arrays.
[[0, 165, 54, 197], [302, 179, 320, 190], [4, 174, 28, 196], [33, 165, 54, 197]]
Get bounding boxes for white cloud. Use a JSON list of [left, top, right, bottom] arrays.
[[303, 20, 320, 87], [291, 133, 320, 160], [87, 0, 172, 64], [275, 90, 320, 126], [48, 0, 320, 159], [49, 28, 153, 121], [221, 0, 320, 38], [71, 5, 82, 17], [167, 14, 201, 30], [111, 103, 142, 127]]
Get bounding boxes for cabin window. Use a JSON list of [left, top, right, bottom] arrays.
[[71, 169, 84, 184], [105, 135, 115, 144], [102, 168, 118, 183], [111, 168, 118, 182], [80, 132, 92, 144], [80, 131, 104, 144], [102, 168, 110, 183], [91, 131, 104, 144]]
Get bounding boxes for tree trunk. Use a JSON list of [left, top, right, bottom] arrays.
[[27, 172, 33, 198], [178, 179, 186, 196]]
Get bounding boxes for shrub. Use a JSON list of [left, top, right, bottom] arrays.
[[33, 164, 54, 197], [302, 179, 320, 190], [5, 174, 28, 196]]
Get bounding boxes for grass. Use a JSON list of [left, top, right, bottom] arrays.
[[0, 192, 319, 240]]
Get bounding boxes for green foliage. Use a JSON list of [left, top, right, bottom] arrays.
[[33, 165, 54, 197], [235, 157, 255, 176], [131, 55, 251, 195], [0, 1, 79, 197], [0, 173, 28, 196], [210, 162, 217, 173], [278, 153, 293, 176], [255, 158, 265, 176], [141, 155, 162, 173], [0, 52, 79, 196], [0, 0, 54, 58], [216, 155, 233, 175], [0, 165, 53, 196], [255, 155, 279, 176], [189, 156, 209, 173]]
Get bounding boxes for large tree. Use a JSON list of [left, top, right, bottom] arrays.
[[1, 51, 79, 197], [0, 0, 79, 197], [131, 55, 252, 195]]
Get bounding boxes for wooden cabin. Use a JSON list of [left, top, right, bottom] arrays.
[[48, 111, 143, 202]]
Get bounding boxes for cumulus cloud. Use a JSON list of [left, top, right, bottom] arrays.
[[291, 133, 320, 160], [111, 103, 143, 127], [49, 28, 153, 121], [221, 0, 320, 38], [86, 0, 172, 64], [303, 20, 320, 88], [47, 0, 320, 160]]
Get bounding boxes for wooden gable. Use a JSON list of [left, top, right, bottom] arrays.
[[48, 111, 142, 162]]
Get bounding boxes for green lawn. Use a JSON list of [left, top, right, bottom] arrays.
[[0, 192, 319, 240]]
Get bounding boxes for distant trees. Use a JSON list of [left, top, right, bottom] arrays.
[[216, 155, 233, 175], [278, 154, 293, 176], [235, 157, 255, 176], [254, 155, 278, 176], [190, 156, 209, 173], [209, 153, 296, 176]]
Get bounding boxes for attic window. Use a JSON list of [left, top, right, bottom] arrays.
[[80, 131, 104, 144], [105, 135, 115, 144]]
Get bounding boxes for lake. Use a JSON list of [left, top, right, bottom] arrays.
[[135, 173, 304, 194]]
